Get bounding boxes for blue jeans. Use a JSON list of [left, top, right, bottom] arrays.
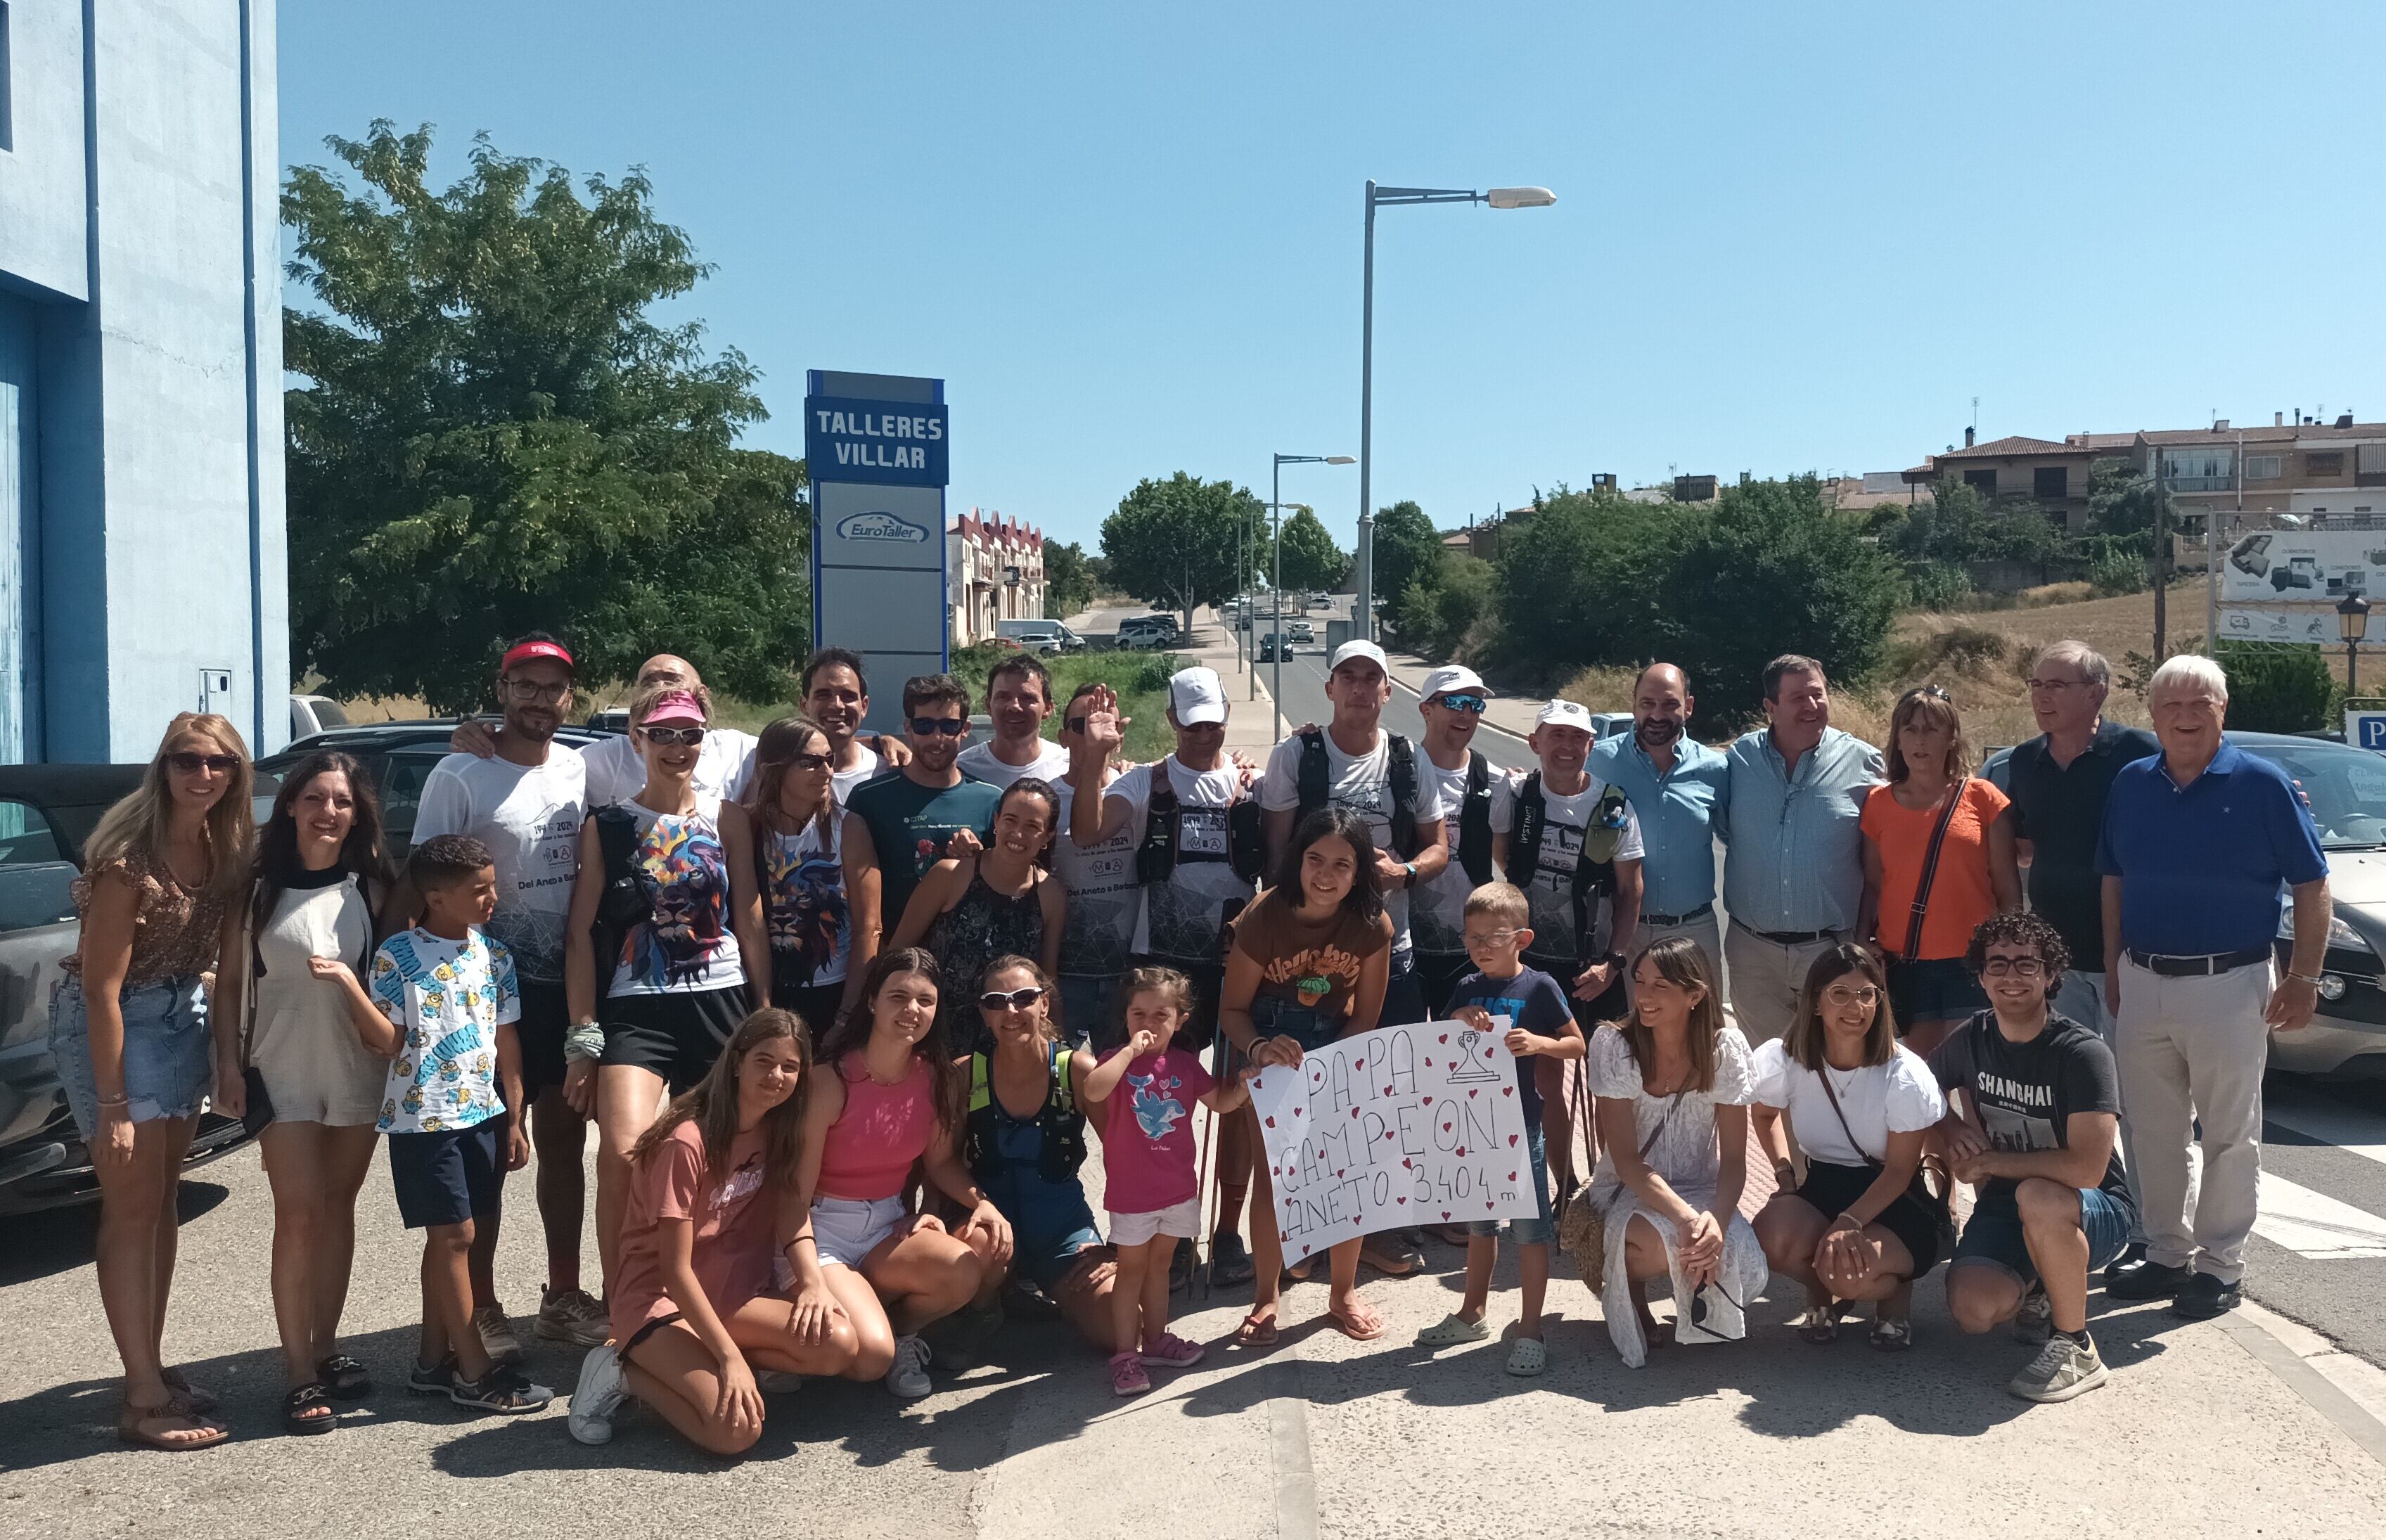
[[1468, 1119, 1554, 1245], [50, 975, 212, 1138], [1057, 973, 1119, 1050], [1953, 1184, 2133, 1285], [1380, 947, 1430, 1027]]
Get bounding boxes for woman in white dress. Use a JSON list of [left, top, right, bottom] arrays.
[[1585, 935, 1767, 1367]]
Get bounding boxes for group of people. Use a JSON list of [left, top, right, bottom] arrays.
[[49, 620, 2328, 1454]]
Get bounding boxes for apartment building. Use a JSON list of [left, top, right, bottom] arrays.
[[1899, 430, 2099, 528], [2070, 413, 2386, 526], [947, 510, 1048, 646]]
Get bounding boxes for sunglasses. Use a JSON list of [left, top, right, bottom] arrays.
[[639, 725, 707, 747], [979, 986, 1047, 1010], [1435, 693, 1488, 714], [910, 717, 969, 737], [168, 752, 240, 775], [782, 752, 832, 772]]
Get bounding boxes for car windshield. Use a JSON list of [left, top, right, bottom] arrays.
[[2247, 740, 2386, 850]]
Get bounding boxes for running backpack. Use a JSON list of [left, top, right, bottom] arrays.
[[1453, 751, 1496, 885], [1134, 757, 1267, 885], [588, 806, 647, 999], [1506, 771, 1631, 955], [1295, 728, 1422, 859], [965, 1041, 1086, 1186]]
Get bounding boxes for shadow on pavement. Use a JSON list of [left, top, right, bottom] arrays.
[[0, 1181, 231, 1289]]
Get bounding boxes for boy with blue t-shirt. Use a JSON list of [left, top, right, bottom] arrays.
[[349, 834, 553, 1415], [1414, 882, 1583, 1376]]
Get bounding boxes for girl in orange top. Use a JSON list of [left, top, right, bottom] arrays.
[[1859, 687, 2020, 1055]]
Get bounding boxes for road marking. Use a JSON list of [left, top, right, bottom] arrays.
[[2254, 1169, 2386, 1259], [1265, 1359, 1319, 1540], [2267, 1098, 2386, 1170]]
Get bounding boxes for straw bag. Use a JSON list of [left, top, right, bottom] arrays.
[[1556, 1060, 1679, 1292]]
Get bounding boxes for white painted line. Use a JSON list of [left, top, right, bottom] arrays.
[[2267, 1098, 2386, 1170], [2220, 1302, 2386, 1469], [2253, 1169, 2386, 1259]]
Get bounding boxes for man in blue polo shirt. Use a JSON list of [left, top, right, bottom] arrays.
[[1590, 662, 1728, 973], [2095, 653, 2330, 1320]]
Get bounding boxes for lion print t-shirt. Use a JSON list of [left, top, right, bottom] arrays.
[[1231, 889, 1395, 1024]]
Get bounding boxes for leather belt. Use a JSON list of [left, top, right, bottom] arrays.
[[1731, 918, 1837, 946], [2124, 947, 2270, 978], [1643, 903, 1715, 927]]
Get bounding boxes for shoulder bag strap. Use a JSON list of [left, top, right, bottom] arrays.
[[238, 899, 261, 1070], [1814, 1063, 1881, 1171], [1899, 776, 1968, 964]]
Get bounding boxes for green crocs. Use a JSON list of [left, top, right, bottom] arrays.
[[1416, 1311, 1494, 1347], [1505, 1337, 1549, 1378]]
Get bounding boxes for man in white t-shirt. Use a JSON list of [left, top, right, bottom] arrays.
[[1410, 665, 1504, 1018], [409, 633, 607, 1354], [450, 651, 758, 807], [800, 645, 911, 802], [1050, 681, 1143, 1043], [956, 653, 1070, 790], [1259, 641, 1449, 1027]]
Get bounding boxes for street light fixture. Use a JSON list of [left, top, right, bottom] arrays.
[[1356, 180, 1556, 641], [2341, 593, 2371, 695], [1271, 454, 1355, 736]]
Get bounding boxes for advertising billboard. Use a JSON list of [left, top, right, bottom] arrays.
[[2220, 529, 2386, 603]]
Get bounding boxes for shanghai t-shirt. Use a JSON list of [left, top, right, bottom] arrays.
[[411, 750, 585, 982], [1926, 1011, 2133, 1214], [1098, 1046, 1215, 1212]]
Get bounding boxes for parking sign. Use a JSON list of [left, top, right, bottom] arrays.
[[2349, 710, 2386, 752]]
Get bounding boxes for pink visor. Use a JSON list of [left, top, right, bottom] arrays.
[[501, 639, 575, 673], [639, 690, 707, 728]]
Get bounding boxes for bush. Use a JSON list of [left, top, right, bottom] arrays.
[[2090, 548, 2148, 596], [1906, 561, 1973, 610], [2217, 640, 2335, 733], [1390, 551, 1496, 661]]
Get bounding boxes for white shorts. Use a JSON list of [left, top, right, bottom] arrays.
[[1108, 1195, 1202, 1247], [808, 1194, 909, 1270]]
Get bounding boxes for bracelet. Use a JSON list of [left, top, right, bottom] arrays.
[[783, 1236, 816, 1254], [2288, 971, 2326, 987], [562, 1022, 607, 1063], [96, 1093, 130, 1108]]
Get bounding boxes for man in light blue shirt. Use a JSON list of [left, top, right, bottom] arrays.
[[1717, 654, 1884, 1043], [1589, 663, 1728, 971]]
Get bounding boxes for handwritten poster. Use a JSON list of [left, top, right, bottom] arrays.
[[1247, 1019, 1537, 1262]]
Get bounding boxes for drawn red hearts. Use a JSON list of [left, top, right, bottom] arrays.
[[1402, 1158, 1413, 1169], [1383, 1130, 1395, 1141], [1264, 1117, 1276, 1128], [1350, 1108, 1362, 1119], [1292, 1107, 1303, 1118], [1397, 1196, 1407, 1205], [1487, 1200, 1496, 1210], [1456, 1146, 1468, 1157], [1353, 1058, 1364, 1071], [1438, 1034, 1449, 1044], [1441, 1211, 1451, 1219], [1335, 1169, 1345, 1178], [1508, 1134, 1519, 1146], [1502, 1087, 1514, 1097], [1423, 1096, 1432, 1105], [1468, 1089, 1479, 1098], [1507, 1172, 1517, 1182], [1383, 1086, 1393, 1096]]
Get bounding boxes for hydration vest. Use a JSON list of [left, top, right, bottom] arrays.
[[965, 1041, 1087, 1187], [1452, 750, 1496, 886], [1134, 757, 1268, 885], [1506, 771, 1631, 954], [1295, 729, 1422, 859]]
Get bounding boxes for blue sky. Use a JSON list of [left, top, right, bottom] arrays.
[[279, 1, 2386, 550]]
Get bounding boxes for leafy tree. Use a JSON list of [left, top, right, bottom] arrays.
[[1043, 539, 1096, 619], [1098, 472, 1267, 634], [1369, 499, 1443, 613], [1274, 506, 1349, 593], [283, 122, 808, 712], [1392, 550, 1496, 661], [2090, 464, 2170, 541], [1882, 478, 2067, 565]]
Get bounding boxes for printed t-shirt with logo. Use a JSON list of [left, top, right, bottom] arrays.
[[1926, 1011, 2134, 1217], [764, 817, 849, 991], [1053, 771, 1143, 980], [1444, 964, 1574, 1127], [1105, 756, 1256, 963], [957, 738, 1072, 792], [608, 1122, 775, 1344], [1409, 754, 1480, 960], [609, 798, 745, 996], [582, 728, 758, 808], [371, 927, 520, 1134], [1231, 889, 1396, 1022], [412, 750, 585, 983], [1258, 731, 1447, 954], [1489, 772, 1645, 965], [845, 774, 1004, 944], [1098, 1046, 1215, 1213]]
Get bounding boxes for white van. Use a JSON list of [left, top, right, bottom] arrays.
[[996, 618, 1084, 654]]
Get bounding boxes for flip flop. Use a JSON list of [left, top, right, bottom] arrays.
[[160, 1368, 219, 1416], [1236, 1312, 1280, 1349], [119, 1399, 229, 1451], [1326, 1303, 1387, 1342]]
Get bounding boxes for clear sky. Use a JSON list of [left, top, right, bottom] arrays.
[[278, 1, 2386, 550]]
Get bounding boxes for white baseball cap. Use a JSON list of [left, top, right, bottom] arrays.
[[1328, 639, 1390, 675], [1420, 665, 1489, 702], [1168, 666, 1229, 726], [1536, 698, 1596, 732]]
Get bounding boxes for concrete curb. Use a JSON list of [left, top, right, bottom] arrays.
[[2228, 1297, 2386, 1468]]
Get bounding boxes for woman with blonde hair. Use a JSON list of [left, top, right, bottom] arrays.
[[50, 712, 255, 1449], [1583, 935, 1767, 1367]]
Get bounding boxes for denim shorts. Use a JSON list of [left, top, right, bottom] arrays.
[[1953, 1184, 2133, 1284], [1468, 1118, 1555, 1246], [1886, 956, 1989, 1029], [49, 974, 212, 1138], [987, 1169, 1104, 1294], [1227, 995, 1347, 1070]]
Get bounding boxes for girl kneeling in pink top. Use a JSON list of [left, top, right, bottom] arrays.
[[797, 947, 1014, 1400], [1084, 966, 1253, 1396], [567, 1008, 859, 1452]]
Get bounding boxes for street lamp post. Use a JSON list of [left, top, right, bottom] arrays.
[[1356, 181, 1556, 641], [1269, 454, 1355, 736], [2341, 593, 2371, 696]]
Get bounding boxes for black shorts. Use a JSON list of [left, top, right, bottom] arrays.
[[514, 978, 572, 1103], [1795, 1159, 1951, 1276], [776, 980, 848, 1041], [388, 1121, 504, 1230], [1112, 956, 1222, 1057], [601, 985, 752, 1094]]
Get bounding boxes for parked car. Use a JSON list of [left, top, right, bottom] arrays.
[[290, 693, 350, 740], [1985, 730, 2386, 1077], [995, 619, 1086, 654], [0, 764, 282, 1214], [261, 720, 604, 861]]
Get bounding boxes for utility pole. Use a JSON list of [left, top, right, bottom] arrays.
[[2152, 444, 2170, 659]]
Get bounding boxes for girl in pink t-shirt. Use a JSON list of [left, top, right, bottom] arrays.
[[1084, 966, 1252, 1397], [567, 1007, 859, 1454]]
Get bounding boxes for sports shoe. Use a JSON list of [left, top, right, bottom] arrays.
[[451, 1363, 554, 1414], [1416, 1311, 1493, 1347], [472, 1303, 527, 1366], [537, 1287, 612, 1348], [2104, 1257, 2192, 1302], [2008, 1333, 2108, 1404], [2012, 1284, 2053, 1345], [1210, 1231, 1256, 1286], [406, 1354, 458, 1396], [1139, 1331, 1205, 1368], [884, 1335, 933, 1400], [922, 1297, 1003, 1373], [1108, 1350, 1151, 1397], [2101, 1240, 2147, 1288], [2168, 1271, 2243, 1320], [567, 1347, 627, 1445]]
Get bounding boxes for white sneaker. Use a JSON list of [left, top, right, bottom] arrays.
[[568, 1347, 627, 1445], [884, 1335, 933, 1400], [2008, 1334, 2109, 1404]]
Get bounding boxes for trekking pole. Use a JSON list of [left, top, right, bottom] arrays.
[[1194, 1099, 1216, 1302]]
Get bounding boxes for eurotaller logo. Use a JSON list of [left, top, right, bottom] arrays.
[[837, 511, 929, 544]]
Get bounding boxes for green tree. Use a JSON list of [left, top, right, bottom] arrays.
[[283, 122, 808, 712], [1492, 487, 1680, 679], [2217, 640, 2336, 733], [1098, 472, 1267, 634], [1370, 499, 1443, 613], [2090, 464, 2170, 541], [1273, 506, 1348, 593], [1392, 550, 1496, 661], [1043, 539, 1096, 619], [1882, 477, 2067, 565]]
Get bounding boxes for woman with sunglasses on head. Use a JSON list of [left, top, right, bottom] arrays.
[[564, 682, 769, 1300], [889, 778, 1065, 1046], [1859, 685, 2020, 1056], [211, 751, 399, 1432], [954, 956, 1124, 1351], [745, 714, 852, 1035], [1750, 944, 1949, 1352], [50, 714, 254, 1450]]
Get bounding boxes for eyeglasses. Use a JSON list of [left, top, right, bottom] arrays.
[[499, 678, 570, 705], [1464, 928, 1524, 949], [1980, 957, 2048, 977], [167, 752, 240, 775], [639, 725, 707, 747], [781, 752, 831, 772], [1822, 984, 1880, 1007], [1435, 693, 1487, 714], [910, 717, 969, 737], [979, 986, 1047, 1010]]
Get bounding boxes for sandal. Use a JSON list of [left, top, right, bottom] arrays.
[[1869, 1314, 1913, 1353], [1795, 1300, 1848, 1345], [118, 1397, 229, 1451], [1236, 1311, 1280, 1349], [283, 1382, 338, 1435], [1326, 1302, 1387, 1342], [317, 1354, 373, 1401], [160, 1368, 219, 1416]]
